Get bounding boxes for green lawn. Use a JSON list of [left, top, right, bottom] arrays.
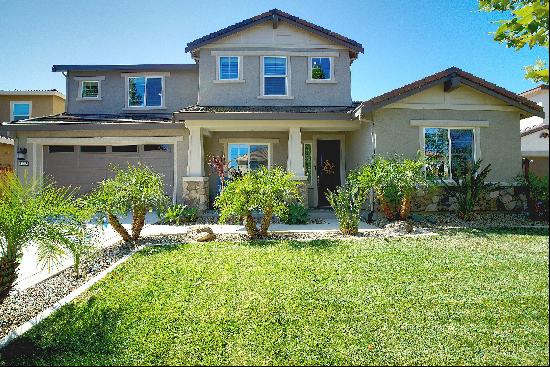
[[1, 228, 548, 366]]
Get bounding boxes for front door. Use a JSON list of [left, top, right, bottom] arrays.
[[316, 139, 341, 207]]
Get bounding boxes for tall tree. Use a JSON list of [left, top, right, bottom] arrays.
[[479, 0, 549, 83]]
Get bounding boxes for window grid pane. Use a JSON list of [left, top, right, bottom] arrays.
[[228, 143, 269, 173], [220, 56, 239, 80], [81, 81, 99, 98], [450, 129, 474, 178], [12, 103, 30, 121], [424, 128, 450, 178], [311, 57, 331, 80], [264, 57, 286, 76], [128, 77, 145, 107], [264, 77, 286, 96], [145, 77, 162, 107]]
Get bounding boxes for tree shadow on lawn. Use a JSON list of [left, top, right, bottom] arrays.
[[1, 296, 124, 366], [137, 238, 343, 255]]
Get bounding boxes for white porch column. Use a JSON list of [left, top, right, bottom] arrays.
[[187, 126, 204, 176], [287, 127, 305, 177]]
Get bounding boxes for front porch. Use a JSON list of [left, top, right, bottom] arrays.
[[181, 118, 371, 209]]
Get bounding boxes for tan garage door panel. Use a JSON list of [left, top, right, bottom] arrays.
[[43, 145, 174, 195]]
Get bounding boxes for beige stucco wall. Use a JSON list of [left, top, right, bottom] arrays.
[[344, 121, 374, 171], [373, 108, 523, 182], [0, 143, 13, 168], [0, 94, 65, 123]]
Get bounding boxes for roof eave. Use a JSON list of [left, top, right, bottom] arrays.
[[174, 111, 353, 121]]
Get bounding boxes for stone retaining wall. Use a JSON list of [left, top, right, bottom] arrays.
[[182, 177, 209, 212], [411, 186, 527, 213]]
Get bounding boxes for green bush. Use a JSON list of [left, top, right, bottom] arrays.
[[87, 164, 169, 243], [0, 172, 95, 303], [516, 172, 549, 220], [326, 181, 368, 235], [353, 155, 431, 220], [214, 167, 302, 238], [441, 160, 498, 221], [281, 203, 309, 225], [162, 204, 198, 225]]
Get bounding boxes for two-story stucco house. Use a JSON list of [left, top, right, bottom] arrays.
[[1, 9, 544, 210]]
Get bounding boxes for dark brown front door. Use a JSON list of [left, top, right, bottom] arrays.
[[317, 139, 341, 207]]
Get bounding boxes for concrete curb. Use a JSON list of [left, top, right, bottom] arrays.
[[0, 245, 143, 350]]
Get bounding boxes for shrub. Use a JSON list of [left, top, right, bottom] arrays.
[[281, 203, 309, 225], [326, 181, 368, 235], [354, 155, 431, 221], [516, 172, 549, 220], [0, 172, 95, 303], [87, 164, 170, 243], [441, 160, 498, 221], [215, 167, 302, 238], [162, 204, 198, 225]]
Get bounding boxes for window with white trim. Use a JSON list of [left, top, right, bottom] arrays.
[[263, 56, 288, 96], [80, 81, 100, 99], [218, 56, 240, 80], [127, 76, 164, 108], [423, 128, 475, 179], [11, 102, 31, 121], [310, 57, 332, 81], [227, 143, 269, 174]]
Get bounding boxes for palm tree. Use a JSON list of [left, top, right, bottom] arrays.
[[0, 172, 93, 303]]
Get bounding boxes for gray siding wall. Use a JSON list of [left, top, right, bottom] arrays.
[[197, 48, 352, 106], [66, 70, 198, 115], [373, 108, 523, 182]]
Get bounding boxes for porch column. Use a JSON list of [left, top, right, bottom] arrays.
[[287, 127, 309, 207], [287, 127, 305, 177], [183, 126, 208, 212], [187, 126, 204, 176]]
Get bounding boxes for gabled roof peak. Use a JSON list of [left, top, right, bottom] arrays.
[[185, 9, 363, 56]]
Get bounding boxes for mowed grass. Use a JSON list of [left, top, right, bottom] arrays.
[[1, 228, 548, 366]]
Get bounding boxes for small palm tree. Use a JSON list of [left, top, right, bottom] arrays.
[[0, 172, 93, 304], [87, 164, 169, 243]]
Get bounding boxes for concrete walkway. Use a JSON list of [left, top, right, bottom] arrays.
[[16, 212, 378, 292]]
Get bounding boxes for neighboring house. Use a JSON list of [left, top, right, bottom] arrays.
[[0, 90, 66, 169], [520, 85, 549, 176], [1, 9, 544, 210]]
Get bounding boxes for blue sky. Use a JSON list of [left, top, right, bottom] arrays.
[[0, 0, 547, 100]]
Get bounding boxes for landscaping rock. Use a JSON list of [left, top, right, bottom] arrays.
[[189, 226, 216, 242], [384, 221, 414, 234]]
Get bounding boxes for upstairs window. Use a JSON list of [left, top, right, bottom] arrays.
[[424, 128, 475, 180], [81, 81, 100, 99], [310, 57, 332, 81], [263, 56, 288, 96], [10, 102, 31, 121], [127, 76, 163, 108], [75, 76, 104, 100], [219, 56, 239, 80]]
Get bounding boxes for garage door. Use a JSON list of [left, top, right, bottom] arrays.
[[43, 144, 174, 195]]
